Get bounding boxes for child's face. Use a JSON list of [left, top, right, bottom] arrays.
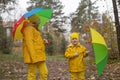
[[71, 38, 78, 45], [35, 20, 40, 27]]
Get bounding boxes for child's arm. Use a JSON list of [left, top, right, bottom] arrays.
[[82, 46, 88, 57], [65, 47, 77, 58], [83, 52, 88, 57]]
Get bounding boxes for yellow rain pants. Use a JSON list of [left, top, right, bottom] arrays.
[[27, 61, 48, 80], [70, 71, 85, 80]]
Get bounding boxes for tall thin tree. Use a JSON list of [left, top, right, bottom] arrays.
[[112, 0, 120, 56]]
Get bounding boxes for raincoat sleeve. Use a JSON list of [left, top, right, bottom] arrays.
[[82, 46, 88, 57], [65, 47, 75, 58], [23, 26, 36, 61]]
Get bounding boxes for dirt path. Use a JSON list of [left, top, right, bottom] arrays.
[[0, 57, 120, 80], [48, 59, 120, 80]]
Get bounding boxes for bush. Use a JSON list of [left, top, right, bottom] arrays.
[[45, 33, 54, 55], [2, 37, 13, 54], [0, 16, 13, 54]]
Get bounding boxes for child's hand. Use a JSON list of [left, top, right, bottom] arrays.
[[44, 39, 48, 42], [86, 51, 90, 54], [44, 39, 50, 45], [74, 52, 79, 57]]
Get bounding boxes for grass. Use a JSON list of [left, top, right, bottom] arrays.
[[0, 52, 96, 64], [108, 59, 120, 64], [0, 52, 105, 63], [0, 52, 66, 61], [47, 54, 66, 60], [0, 52, 23, 61]]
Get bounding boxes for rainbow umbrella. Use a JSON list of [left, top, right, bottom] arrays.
[[90, 27, 108, 76], [12, 8, 53, 40]]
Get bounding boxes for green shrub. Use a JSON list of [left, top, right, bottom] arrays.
[[0, 16, 13, 54]]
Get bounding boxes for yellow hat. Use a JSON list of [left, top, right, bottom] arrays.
[[28, 14, 40, 23], [70, 32, 79, 40]]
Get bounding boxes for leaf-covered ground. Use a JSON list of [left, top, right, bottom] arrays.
[[0, 53, 120, 80]]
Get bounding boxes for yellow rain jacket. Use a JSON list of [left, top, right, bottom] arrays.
[[22, 24, 46, 63], [65, 32, 87, 72]]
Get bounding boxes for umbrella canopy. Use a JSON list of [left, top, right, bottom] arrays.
[[12, 8, 53, 40], [90, 27, 108, 76]]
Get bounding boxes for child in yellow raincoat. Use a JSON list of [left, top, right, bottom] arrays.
[[65, 32, 88, 80], [22, 14, 48, 80]]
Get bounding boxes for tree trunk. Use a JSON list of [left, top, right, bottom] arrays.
[[112, 0, 120, 57]]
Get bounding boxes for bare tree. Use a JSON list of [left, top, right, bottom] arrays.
[[112, 0, 120, 57]]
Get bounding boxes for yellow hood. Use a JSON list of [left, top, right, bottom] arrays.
[[70, 32, 79, 41], [28, 14, 40, 23]]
